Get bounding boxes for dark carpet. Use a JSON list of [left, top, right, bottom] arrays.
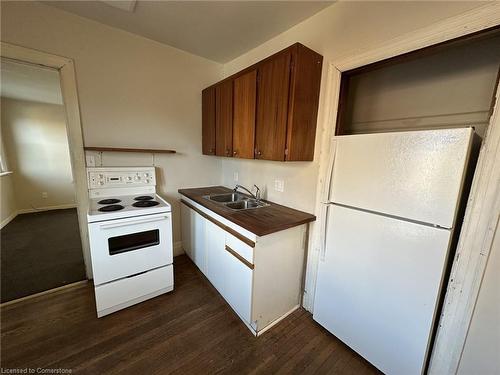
[[1, 208, 86, 303]]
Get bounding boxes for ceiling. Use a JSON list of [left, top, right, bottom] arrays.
[[0, 59, 63, 105], [42, 1, 333, 63]]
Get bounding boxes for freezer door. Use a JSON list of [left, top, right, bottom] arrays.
[[313, 205, 452, 375], [329, 128, 473, 228]]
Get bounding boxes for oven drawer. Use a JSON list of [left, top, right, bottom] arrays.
[[89, 213, 173, 285], [95, 264, 173, 317]]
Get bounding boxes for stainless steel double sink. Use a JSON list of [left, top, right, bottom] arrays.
[[203, 192, 269, 211]]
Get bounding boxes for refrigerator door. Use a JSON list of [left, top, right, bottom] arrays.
[[313, 205, 452, 375], [329, 128, 473, 228]]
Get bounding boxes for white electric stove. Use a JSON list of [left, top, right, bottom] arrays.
[[87, 166, 173, 317]]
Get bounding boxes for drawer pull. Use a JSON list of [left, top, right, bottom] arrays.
[[225, 245, 254, 270]]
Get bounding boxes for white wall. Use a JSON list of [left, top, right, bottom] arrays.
[[220, 1, 487, 214], [0, 116, 17, 226], [1, 97, 75, 212], [0, 173, 16, 227], [1, 1, 224, 253], [457, 219, 500, 375]]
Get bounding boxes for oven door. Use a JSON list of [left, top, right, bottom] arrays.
[[88, 213, 173, 285]]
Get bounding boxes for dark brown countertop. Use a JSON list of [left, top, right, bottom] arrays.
[[178, 186, 316, 237]]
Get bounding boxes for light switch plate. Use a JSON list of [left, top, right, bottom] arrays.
[[274, 179, 285, 192]]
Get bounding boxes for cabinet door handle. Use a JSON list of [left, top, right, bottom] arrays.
[[225, 245, 254, 270], [233, 150, 238, 156], [226, 149, 231, 156]]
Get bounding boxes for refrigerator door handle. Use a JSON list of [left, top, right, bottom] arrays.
[[321, 138, 337, 204], [320, 203, 331, 261]]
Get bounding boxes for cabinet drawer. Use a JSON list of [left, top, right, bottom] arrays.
[[95, 264, 173, 316], [225, 232, 254, 265]]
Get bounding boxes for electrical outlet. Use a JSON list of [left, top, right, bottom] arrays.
[[41, 192, 48, 199], [233, 172, 239, 182], [274, 179, 285, 192]]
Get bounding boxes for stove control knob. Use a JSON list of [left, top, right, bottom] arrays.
[[99, 181, 104, 186], [144, 173, 149, 178], [145, 179, 150, 184], [127, 176, 132, 181]]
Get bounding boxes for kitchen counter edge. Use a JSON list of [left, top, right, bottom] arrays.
[[178, 186, 316, 237]]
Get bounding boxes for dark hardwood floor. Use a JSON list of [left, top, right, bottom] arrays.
[[1, 255, 380, 374]]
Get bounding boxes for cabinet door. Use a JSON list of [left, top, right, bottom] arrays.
[[286, 44, 323, 161], [192, 210, 207, 274], [255, 51, 291, 161], [205, 220, 226, 294], [215, 80, 233, 157], [202, 87, 216, 155], [224, 244, 253, 323], [233, 70, 256, 159], [180, 204, 193, 259]]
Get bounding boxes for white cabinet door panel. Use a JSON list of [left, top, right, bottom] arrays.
[[224, 245, 253, 323], [313, 205, 452, 375], [205, 220, 226, 295], [180, 204, 192, 259], [330, 128, 472, 227], [192, 210, 207, 274]]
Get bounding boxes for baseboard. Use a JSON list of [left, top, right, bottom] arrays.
[[0, 211, 18, 230], [0, 280, 88, 307], [17, 204, 77, 214], [173, 241, 184, 256]]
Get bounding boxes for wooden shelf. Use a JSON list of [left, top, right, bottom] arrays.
[[84, 147, 176, 154]]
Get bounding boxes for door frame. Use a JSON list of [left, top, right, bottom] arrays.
[[304, 3, 500, 374], [1, 42, 92, 278]]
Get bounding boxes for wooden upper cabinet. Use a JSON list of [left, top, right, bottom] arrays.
[[215, 80, 233, 157], [255, 51, 291, 161], [202, 87, 216, 155], [233, 70, 257, 159], [286, 44, 323, 161], [201, 43, 323, 161]]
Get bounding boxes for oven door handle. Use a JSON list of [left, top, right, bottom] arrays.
[[99, 215, 169, 229]]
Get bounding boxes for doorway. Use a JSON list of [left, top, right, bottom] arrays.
[[0, 58, 86, 302]]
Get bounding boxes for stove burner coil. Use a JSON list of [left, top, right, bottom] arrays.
[[132, 201, 160, 208], [134, 196, 154, 201], [98, 204, 125, 212], [98, 198, 121, 205]]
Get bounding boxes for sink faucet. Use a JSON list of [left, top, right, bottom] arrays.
[[233, 184, 261, 202]]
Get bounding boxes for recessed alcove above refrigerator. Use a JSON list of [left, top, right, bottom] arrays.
[[336, 28, 500, 138]]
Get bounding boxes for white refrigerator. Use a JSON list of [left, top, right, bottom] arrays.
[[313, 128, 477, 375]]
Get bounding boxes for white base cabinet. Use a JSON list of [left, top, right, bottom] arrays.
[[205, 220, 226, 295], [181, 203, 207, 273], [180, 197, 307, 335]]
